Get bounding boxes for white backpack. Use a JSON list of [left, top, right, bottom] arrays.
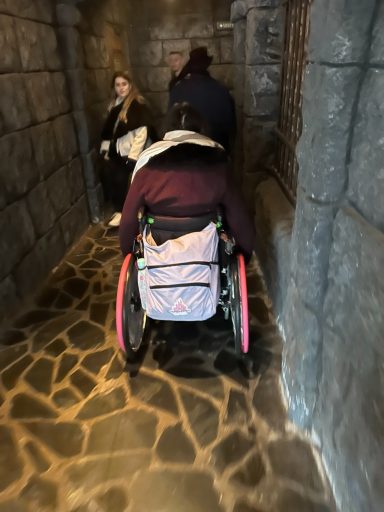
[[139, 222, 220, 321]]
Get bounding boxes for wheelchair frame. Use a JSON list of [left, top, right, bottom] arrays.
[[116, 212, 249, 359]]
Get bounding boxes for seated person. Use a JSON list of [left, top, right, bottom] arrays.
[[119, 103, 255, 261]]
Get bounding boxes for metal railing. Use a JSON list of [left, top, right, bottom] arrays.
[[275, 0, 310, 203]]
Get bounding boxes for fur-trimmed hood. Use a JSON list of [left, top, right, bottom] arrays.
[[131, 130, 226, 181]]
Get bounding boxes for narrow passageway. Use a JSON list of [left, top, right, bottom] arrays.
[[0, 224, 335, 512]]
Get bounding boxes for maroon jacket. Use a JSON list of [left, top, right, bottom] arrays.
[[119, 144, 255, 259]]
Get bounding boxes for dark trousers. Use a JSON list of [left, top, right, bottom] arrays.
[[101, 158, 134, 212]]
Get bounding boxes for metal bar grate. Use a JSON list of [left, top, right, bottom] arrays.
[[275, 0, 310, 203]]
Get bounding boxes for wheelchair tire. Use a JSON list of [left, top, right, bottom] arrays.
[[116, 254, 147, 359], [229, 253, 249, 355]]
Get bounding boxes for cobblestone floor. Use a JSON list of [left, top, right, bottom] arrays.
[[0, 224, 335, 512]]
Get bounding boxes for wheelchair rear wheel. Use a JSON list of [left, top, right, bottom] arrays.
[[116, 254, 147, 359], [229, 253, 249, 355]]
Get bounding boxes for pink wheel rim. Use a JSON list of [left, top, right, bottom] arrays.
[[116, 253, 132, 352], [237, 254, 249, 353]]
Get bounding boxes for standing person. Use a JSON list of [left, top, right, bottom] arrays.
[[100, 71, 156, 227], [167, 51, 185, 91], [169, 47, 236, 153]]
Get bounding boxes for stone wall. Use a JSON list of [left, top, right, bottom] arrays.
[[0, 1, 88, 323], [126, 0, 234, 133], [231, 0, 284, 200], [253, 1, 384, 511], [0, 0, 132, 325], [58, 0, 131, 222]]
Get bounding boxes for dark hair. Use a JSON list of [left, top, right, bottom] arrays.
[[166, 102, 207, 134]]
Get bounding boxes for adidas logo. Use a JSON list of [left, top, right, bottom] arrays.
[[170, 298, 191, 316]]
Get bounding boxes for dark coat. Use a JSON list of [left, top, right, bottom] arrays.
[[101, 99, 157, 164], [119, 144, 255, 260], [169, 73, 236, 152]]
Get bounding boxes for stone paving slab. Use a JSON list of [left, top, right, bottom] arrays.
[[0, 224, 336, 512]]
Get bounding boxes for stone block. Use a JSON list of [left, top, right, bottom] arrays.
[[191, 38, 220, 64], [282, 280, 322, 429], [246, 7, 283, 64], [88, 13, 106, 38], [102, 0, 122, 25], [290, 190, 336, 310], [58, 27, 84, 69], [233, 20, 246, 64], [324, 207, 384, 354], [0, 201, 35, 281], [0, 0, 37, 18], [0, 0, 53, 23], [212, 0, 231, 21], [318, 207, 384, 510], [146, 67, 171, 92], [370, 2, 384, 64], [0, 74, 31, 134], [25, 72, 58, 123], [145, 92, 169, 117], [230, 0, 247, 23], [67, 157, 85, 204], [46, 166, 72, 218], [308, 0, 376, 64], [52, 72, 71, 115], [245, 94, 279, 119], [210, 64, 234, 90], [40, 24, 62, 71], [178, 0, 211, 16], [30, 122, 58, 179], [34, 0, 54, 23], [297, 64, 360, 201], [26, 183, 57, 238], [243, 64, 280, 118], [347, 69, 384, 232], [162, 39, 191, 64], [0, 130, 38, 203], [149, 18, 184, 40], [244, 64, 280, 100], [14, 224, 67, 298], [56, 3, 81, 27], [314, 327, 384, 512], [83, 35, 110, 69], [0, 15, 21, 73], [137, 41, 162, 67], [219, 36, 233, 64], [52, 115, 78, 166], [183, 15, 214, 38], [14, 18, 44, 72], [253, 177, 293, 315], [60, 195, 89, 248], [243, 118, 276, 171]]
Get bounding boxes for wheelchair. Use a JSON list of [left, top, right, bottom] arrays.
[[116, 209, 249, 360]]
